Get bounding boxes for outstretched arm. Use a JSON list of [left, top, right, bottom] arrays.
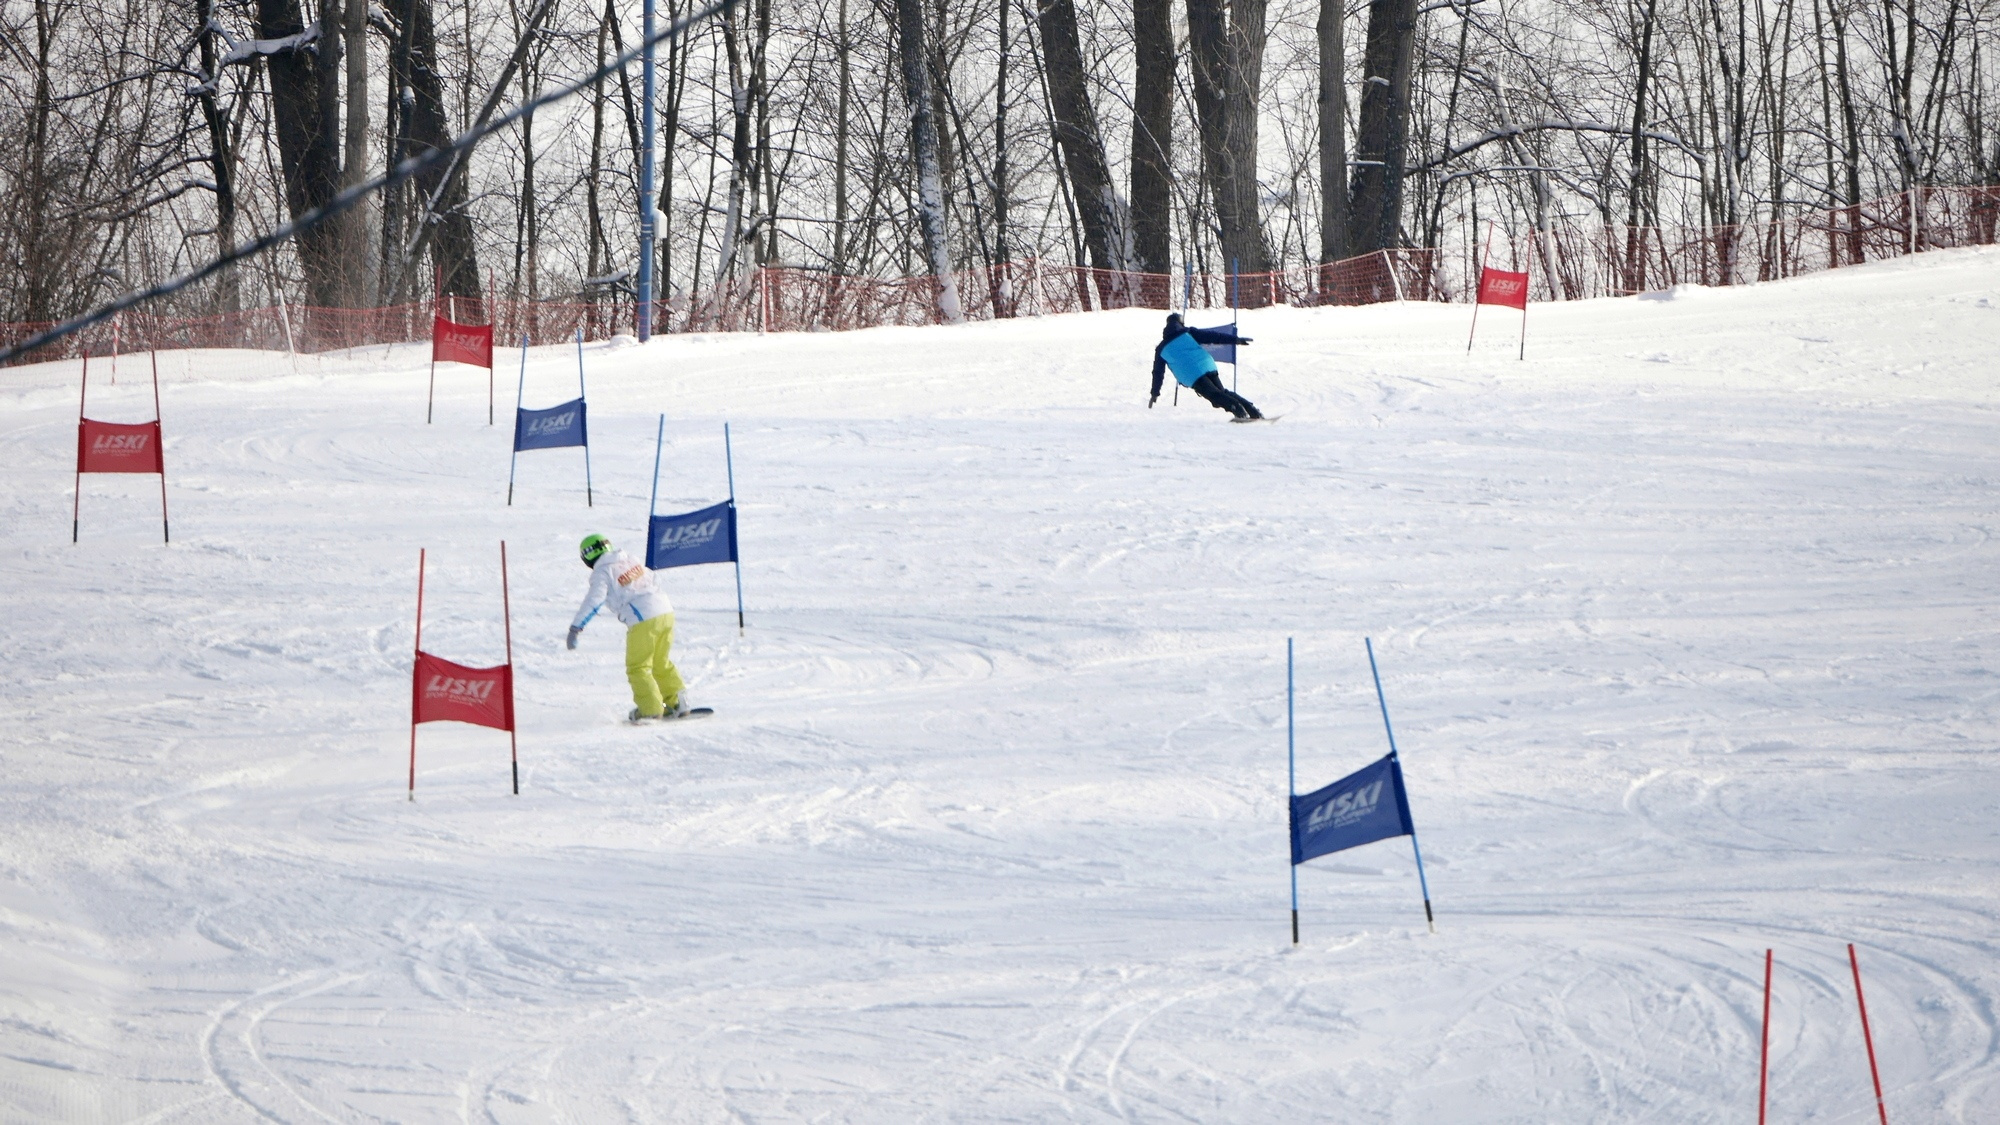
[[1187, 326, 1251, 346], [1149, 344, 1167, 404]]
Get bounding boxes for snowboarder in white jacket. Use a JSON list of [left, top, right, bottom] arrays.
[[566, 534, 690, 721]]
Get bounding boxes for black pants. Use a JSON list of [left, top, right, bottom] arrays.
[[1190, 372, 1260, 419]]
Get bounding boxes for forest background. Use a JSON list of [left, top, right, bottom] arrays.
[[3, 0, 1997, 333]]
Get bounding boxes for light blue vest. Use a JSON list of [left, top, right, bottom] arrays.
[[1160, 332, 1218, 386]]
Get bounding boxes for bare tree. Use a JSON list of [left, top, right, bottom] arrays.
[[1188, 0, 1271, 278], [894, 0, 964, 321]]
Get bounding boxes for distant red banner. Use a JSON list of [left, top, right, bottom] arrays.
[[77, 419, 163, 474], [432, 315, 494, 368], [1476, 267, 1530, 309], [412, 651, 514, 731]]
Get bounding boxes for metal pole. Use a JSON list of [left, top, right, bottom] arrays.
[[637, 0, 657, 341], [73, 352, 87, 542], [152, 351, 168, 542], [1366, 637, 1436, 934], [1288, 637, 1298, 945], [508, 334, 526, 505], [1849, 944, 1892, 1125], [649, 414, 664, 521], [501, 540, 518, 796], [1231, 258, 1239, 394], [1469, 223, 1494, 353], [411, 549, 425, 801], [726, 421, 745, 633], [1759, 948, 1774, 1125], [576, 327, 593, 506]]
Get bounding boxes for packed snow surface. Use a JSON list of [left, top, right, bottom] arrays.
[[3, 249, 1998, 1122]]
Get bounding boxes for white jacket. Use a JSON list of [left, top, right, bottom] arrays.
[[572, 548, 674, 628]]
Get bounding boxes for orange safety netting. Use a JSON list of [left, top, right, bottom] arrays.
[[6, 186, 1993, 363]]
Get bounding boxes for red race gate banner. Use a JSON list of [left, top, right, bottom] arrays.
[[1467, 226, 1532, 361], [78, 419, 164, 473], [432, 315, 494, 367], [1476, 267, 1530, 309], [73, 351, 169, 542], [413, 651, 514, 730], [429, 315, 496, 424], [408, 544, 520, 797]]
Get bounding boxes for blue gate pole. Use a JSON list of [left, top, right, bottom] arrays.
[[725, 421, 745, 633], [506, 333, 527, 505], [636, 0, 656, 341], [575, 327, 593, 506], [1288, 637, 1298, 945], [1366, 637, 1437, 934], [648, 413, 664, 521]]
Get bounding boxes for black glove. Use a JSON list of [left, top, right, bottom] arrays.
[[1148, 392, 1158, 408], [566, 626, 581, 650], [1239, 336, 1253, 344]]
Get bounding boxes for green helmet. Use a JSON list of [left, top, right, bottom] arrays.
[[579, 534, 611, 567]]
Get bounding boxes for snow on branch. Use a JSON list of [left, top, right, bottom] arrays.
[[1421, 121, 1688, 170], [217, 24, 320, 68]]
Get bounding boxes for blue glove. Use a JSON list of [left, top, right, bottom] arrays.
[[566, 626, 581, 651]]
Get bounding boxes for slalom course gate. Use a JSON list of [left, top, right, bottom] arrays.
[[1467, 224, 1531, 360], [507, 328, 593, 506], [410, 543, 519, 798], [429, 311, 496, 424], [1756, 945, 1895, 1123], [1285, 637, 1437, 943], [644, 416, 746, 632], [74, 350, 169, 543]]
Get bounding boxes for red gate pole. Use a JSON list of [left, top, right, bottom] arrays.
[[1467, 223, 1494, 353], [488, 268, 496, 426], [1758, 948, 1774, 1125], [501, 540, 518, 796], [152, 351, 169, 542], [1519, 230, 1532, 362], [410, 549, 425, 801], [73, 353, 88, 543], [1849, 944, 1891, 1125]]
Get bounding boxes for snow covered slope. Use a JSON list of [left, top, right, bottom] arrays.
[[2, 248, 1996, 1122]]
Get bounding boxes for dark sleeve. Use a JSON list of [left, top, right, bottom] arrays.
[[1150, 341, 1167, 398], [1187, 326, 1248, 346]]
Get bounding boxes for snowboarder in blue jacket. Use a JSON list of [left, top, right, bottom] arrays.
[[1149, 313, 1262, 420]]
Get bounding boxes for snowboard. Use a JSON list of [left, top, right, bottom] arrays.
[[1231, 414, 1281, 424], [627, 707, 714, 725]]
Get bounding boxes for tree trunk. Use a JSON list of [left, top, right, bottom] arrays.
[[1131, 0, 1175, 291], [1187, 0, 1270, 283], [342, 0, 371, 303], [1039, 0, 1131, 305], [993, 0, 1011, 311], [196, 0, 240, 311], [894, 0, 963, 322], [391, 0, 482, 300], [714, 3, 752, 291], [1346, 0, 1417, 256], [257, 0, 346, 306], [832, 0, 852, 275], [1317, 0, 1346, 265]]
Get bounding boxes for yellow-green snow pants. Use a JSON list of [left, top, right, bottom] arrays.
[[624, 614, 684, 717]]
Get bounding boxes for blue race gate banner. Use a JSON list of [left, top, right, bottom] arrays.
[[647, 500, 737, 569], [1290, 753, 1414, 865], [1201, 322, 1237, 365], [514, 397, 587, 451]]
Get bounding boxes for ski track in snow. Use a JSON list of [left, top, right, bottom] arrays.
[[1, 247, 1997, 1121]]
